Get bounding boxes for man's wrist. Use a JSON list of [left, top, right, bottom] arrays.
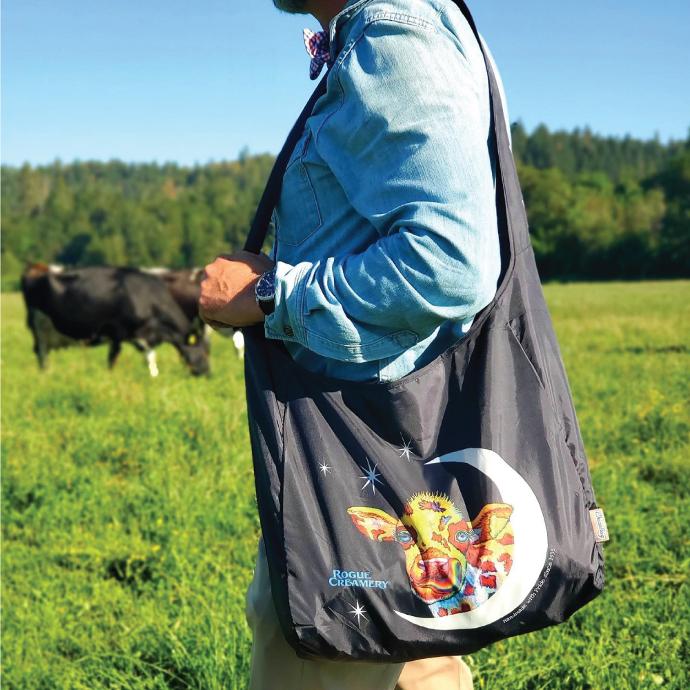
[[255, 268, 276, 315]]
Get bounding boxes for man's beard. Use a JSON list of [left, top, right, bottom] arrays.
[[273, 0, 309, 13]]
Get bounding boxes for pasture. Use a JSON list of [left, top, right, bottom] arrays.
[[2, 282, 689, 689]]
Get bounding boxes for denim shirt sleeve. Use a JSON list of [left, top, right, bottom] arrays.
[[264, 14, 501, 363]]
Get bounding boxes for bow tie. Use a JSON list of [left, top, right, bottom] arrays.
[[303, 28, 330, 80]]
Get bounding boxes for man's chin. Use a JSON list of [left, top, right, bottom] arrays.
[[272, 0, 309, 14]]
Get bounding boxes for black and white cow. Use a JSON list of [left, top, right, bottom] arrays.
[[21, 263, 210, 376]]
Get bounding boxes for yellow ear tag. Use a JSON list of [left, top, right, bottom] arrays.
[[188, 334, 197, 345]]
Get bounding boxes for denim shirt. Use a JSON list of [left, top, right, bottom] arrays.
[[264, 0, 508, 383]]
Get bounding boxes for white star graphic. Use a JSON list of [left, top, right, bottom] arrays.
[[348, 600, 368, 626], [396, 435, 414, 462], [359, 458, 382, 495], [318, 461, 332, 477]]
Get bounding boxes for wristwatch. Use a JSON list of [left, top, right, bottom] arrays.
[[255, 268, 276, 316]]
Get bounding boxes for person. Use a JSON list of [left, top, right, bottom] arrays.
[[199, 0, 509, 687]]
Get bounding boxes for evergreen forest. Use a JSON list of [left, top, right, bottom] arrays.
[[2, 123, 688, 290]]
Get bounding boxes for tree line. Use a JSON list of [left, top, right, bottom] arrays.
[[1, 125, 688, 290]]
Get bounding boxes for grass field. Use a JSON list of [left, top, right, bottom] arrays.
[[2, 282, 689, 689]]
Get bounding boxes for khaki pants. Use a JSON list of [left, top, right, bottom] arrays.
[[245, 540, 473, 690]]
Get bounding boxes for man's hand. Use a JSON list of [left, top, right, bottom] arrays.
[[199, 250, 275, 329]]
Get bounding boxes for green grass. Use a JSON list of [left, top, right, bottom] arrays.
[[2, 282, 689, 689]]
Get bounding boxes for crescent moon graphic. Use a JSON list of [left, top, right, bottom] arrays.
[[394, 448, 548, 630]]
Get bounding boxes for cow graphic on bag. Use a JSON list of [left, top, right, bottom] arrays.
[[348, 493, 514, 616]]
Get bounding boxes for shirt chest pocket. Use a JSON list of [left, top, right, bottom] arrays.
[[274, 128, 323, 247]]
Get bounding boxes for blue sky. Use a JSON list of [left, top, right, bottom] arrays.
[[2, 0, 688, 166]]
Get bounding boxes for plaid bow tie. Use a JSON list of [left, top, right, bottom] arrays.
[[303, 28, 330, 80]]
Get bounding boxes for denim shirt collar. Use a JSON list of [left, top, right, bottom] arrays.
[[328, 0, 374, 63]]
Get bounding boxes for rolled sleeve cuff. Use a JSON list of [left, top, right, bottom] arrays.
[[263, 260, 311, 345]]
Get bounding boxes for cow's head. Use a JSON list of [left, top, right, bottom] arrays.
[[176, 328, 210, 376], [348, 493, 513, 606]]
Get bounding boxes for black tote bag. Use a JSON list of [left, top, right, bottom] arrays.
[[241, 0, 606, 662]]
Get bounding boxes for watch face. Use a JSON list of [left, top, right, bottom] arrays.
[[256, 269, 276, 300]]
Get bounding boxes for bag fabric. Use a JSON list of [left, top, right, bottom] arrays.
[[241, 0, 605, 662]]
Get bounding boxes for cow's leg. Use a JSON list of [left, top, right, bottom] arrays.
[[108, 340, 122, 369], [27, 312, 47, 369], [34, 337, 48, 369], [232, 329, 245, 360], [145, 349, 159, 377], [131, 338, 159, 377]]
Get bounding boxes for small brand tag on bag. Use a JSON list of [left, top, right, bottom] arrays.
[[589, 508, 609, 542]]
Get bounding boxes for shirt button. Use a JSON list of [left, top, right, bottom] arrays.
[[283, 325, 294, 337]]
